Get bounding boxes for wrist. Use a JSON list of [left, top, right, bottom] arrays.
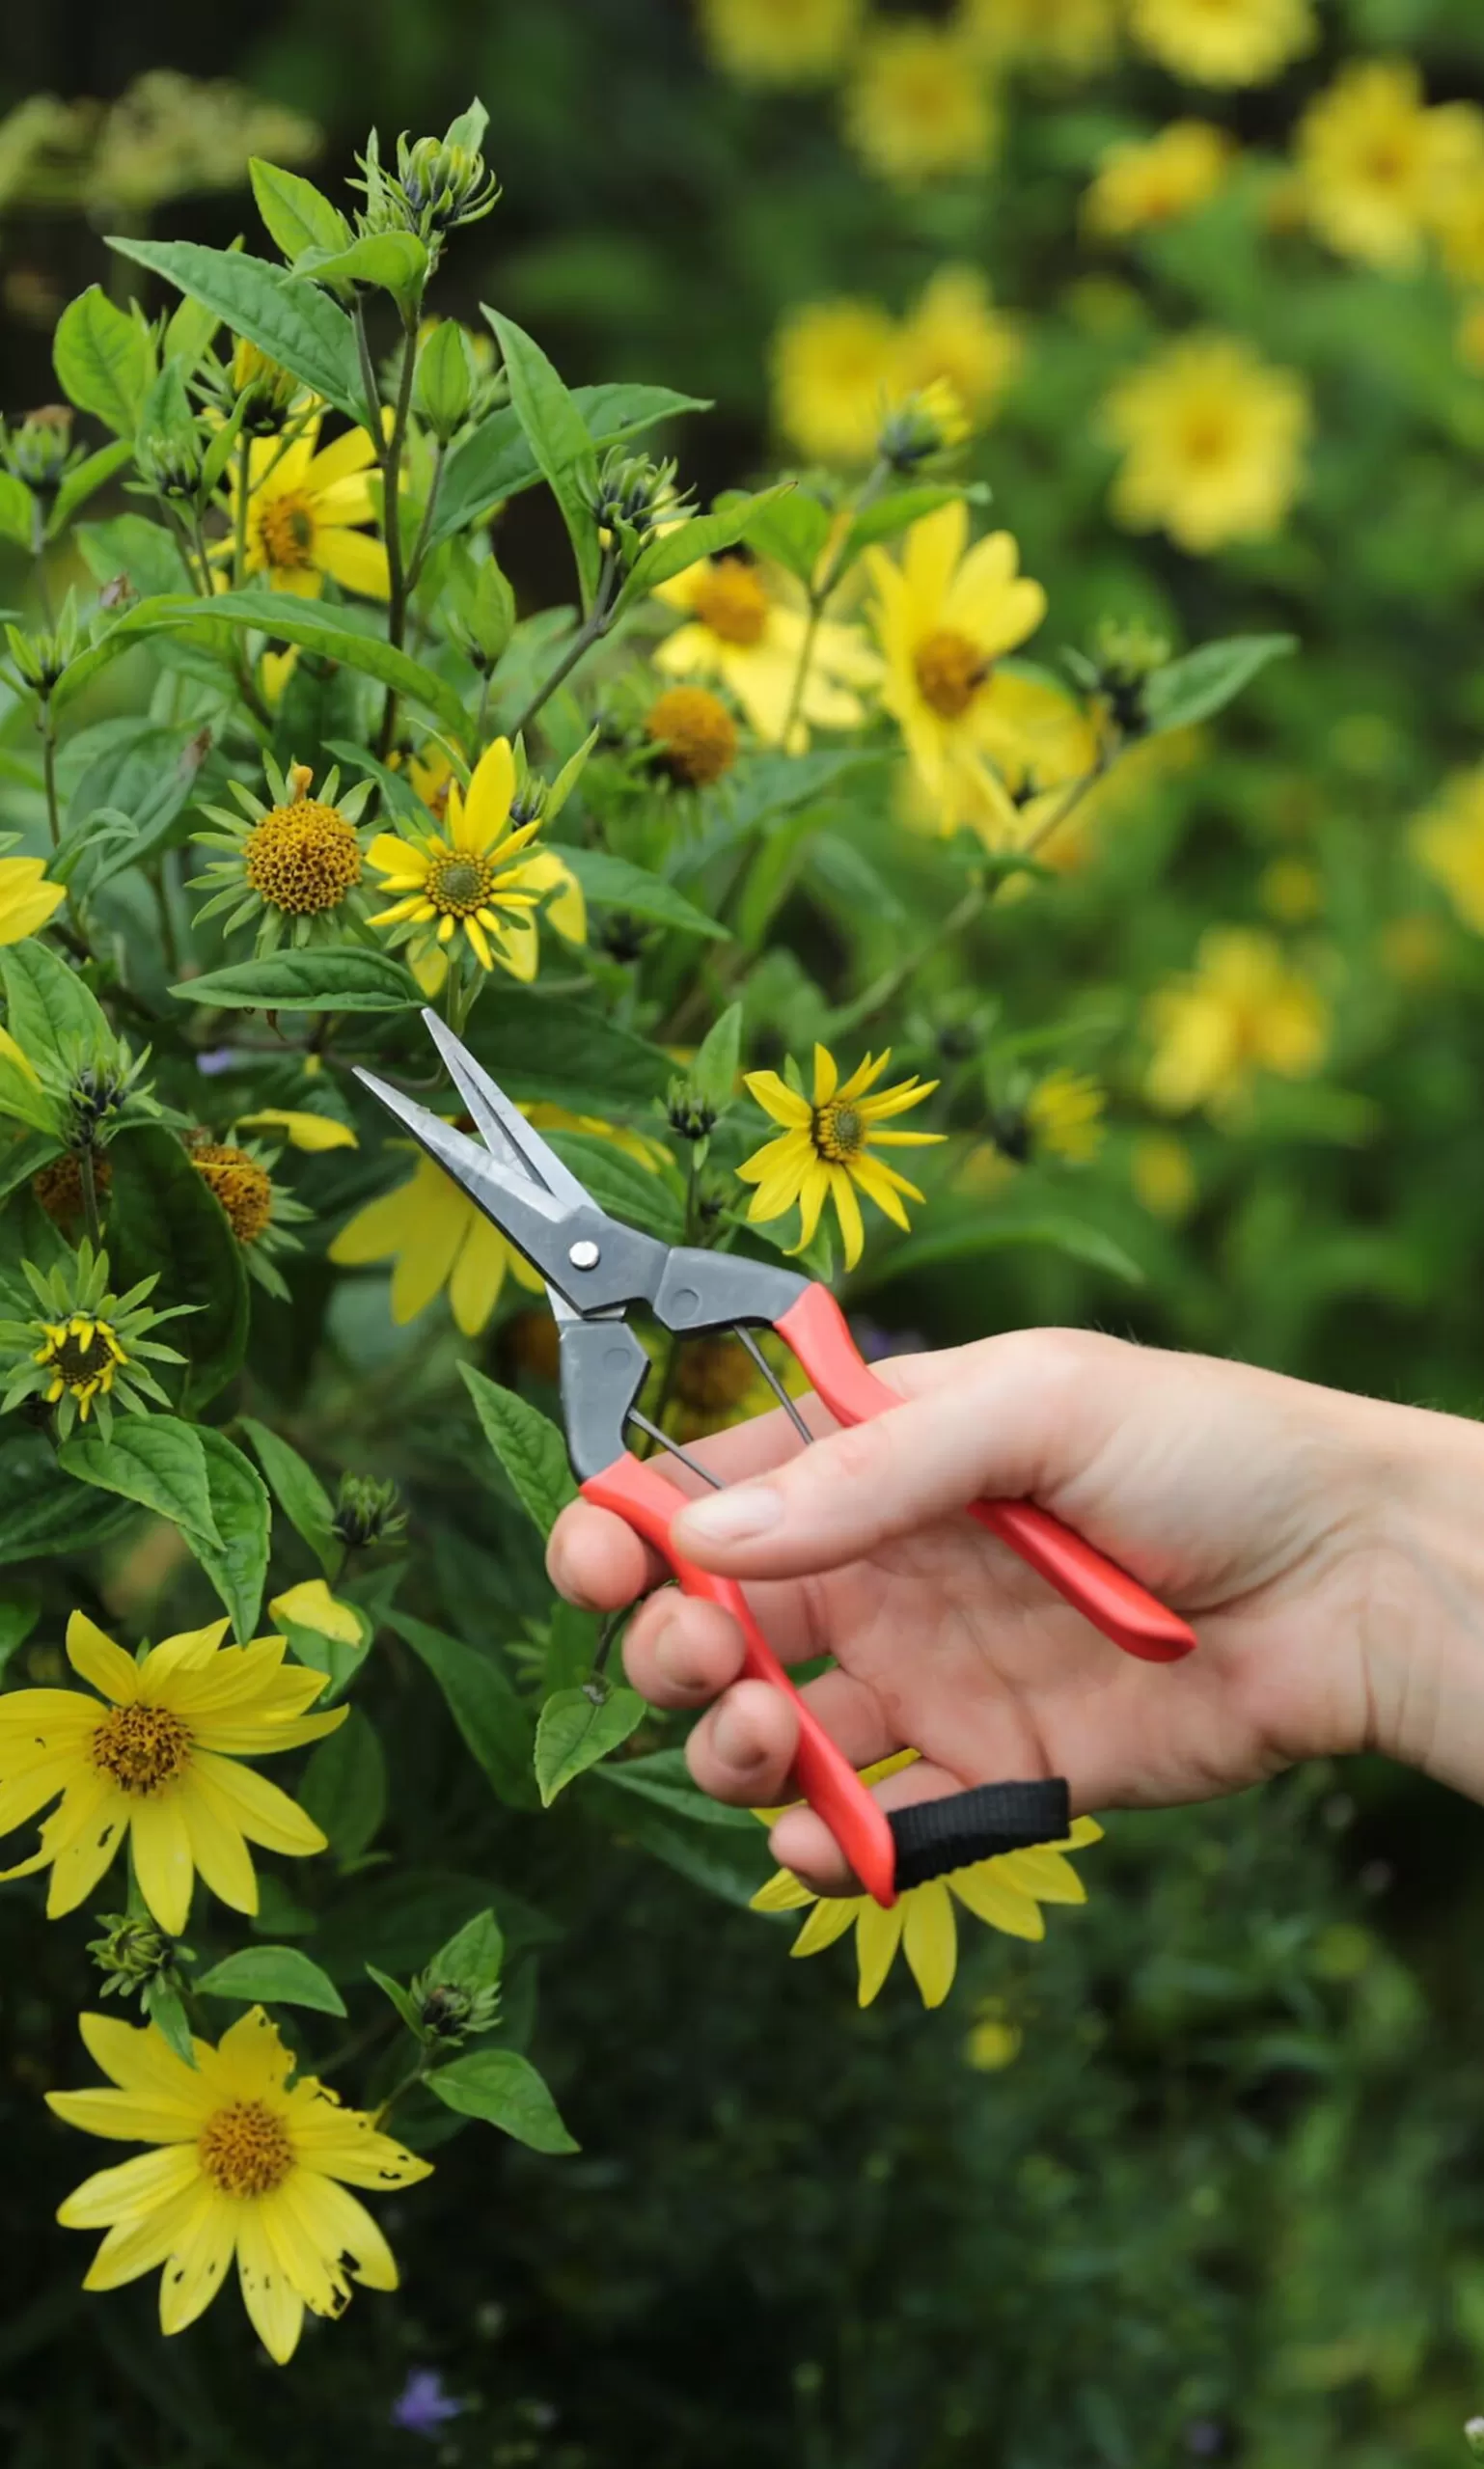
[[1356, 1398, 1484, 1797]]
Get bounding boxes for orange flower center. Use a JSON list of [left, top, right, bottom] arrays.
[[256, 493, 317, 572], [424, 847, 497, 916], [812, 1101, 865, 1163], [91, 1702, 192, 1795], [198, 2100, 294, 2197], [243, 801, 363, 917], [690, 558, 770, 648], [191, 1144, 274, 1245], [913, 628, 990, 720], [1178, 411, 1235, 469], [645, 685, 739, 786]]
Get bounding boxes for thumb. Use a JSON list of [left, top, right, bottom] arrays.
[[670, 1328, 1132, 1577]]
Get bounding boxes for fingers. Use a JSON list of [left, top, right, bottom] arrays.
[[768, 1756, 968, 1896], [671, 1328, 1131, 1580]]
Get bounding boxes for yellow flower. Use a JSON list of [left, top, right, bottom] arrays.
[[958, 0, 1118, 76], [0, 850, 65, 945], [697, 0, 865, 85], [652, 553, 879, 750], [235, 1108, 358, 1153], [1126, 0, 1314, 88], [1412, 763, 1484, 934], [1084, 121, 1234, 237], [1104, 334, 1309, 554], [892, 265, 1023, 430], [1296, 60, 1483, 274], [752, 1753, 1103, 2008], [843, 24, 998, 188], [1131, 1130, 1198, 1220], [964, 1998, 1023, 2070], [771, 297, 903, 466], [738, 1044, 944, 1270], [48, 2006, 430, 2362], [1026, 1068, 1107, 1163], [368, 735, 585, 981], [0, 1613, 344, 1935], [219, 415, 389, 599], [645, 685, 740, 786], [867, 501, 1048, 832], [1143, 926, 1328, 1115]]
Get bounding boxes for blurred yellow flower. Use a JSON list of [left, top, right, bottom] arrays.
[[644, 684, 740, 786], [867, 502, 1048, 833], [1412, 764, 1484, 934], [752, 1752, 1103, 2008], [1296, 61, 1484, 274], [697, 0, 865, 85], [652, 554, 879, 749], [958, 0, 1117, 76], [0, 851, 65, 946], [1083, 121, 1234, 237], [1131, 1130, 1198, 1219], [772, 297, 902, 465], [1143, 927, 1328, 1115], [1025, 1068, 1107, 1163], [1257, 856, 1323, 925], [235, 1108, 357, 1153], [1104, 334, 1309, 554], [738, 1044, 944, 1269], [49, 2007, 428, 2363], [1126, 0, 1313, 88], [893, 265, 1023, 428], [843, 24, 998, 187], [219, 417, 389, 601], [964, 1998, 1024, 2070]]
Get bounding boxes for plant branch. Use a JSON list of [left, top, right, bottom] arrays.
[[507, 545, 620, 743], [375, 313, 421, 760], [779, 458, 889, 752]]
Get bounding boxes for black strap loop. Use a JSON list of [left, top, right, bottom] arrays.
[[887, 1778, 1071, 1890]]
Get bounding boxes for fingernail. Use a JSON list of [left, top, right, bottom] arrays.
[[675, 1485, 783, 1545]]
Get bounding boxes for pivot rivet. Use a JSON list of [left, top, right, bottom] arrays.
[[569, 1240, 600, 1271]]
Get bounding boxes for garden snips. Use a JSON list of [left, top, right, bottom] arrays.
[[357, 1013, 1197, 1910]]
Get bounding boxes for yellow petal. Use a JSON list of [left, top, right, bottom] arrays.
[[750, 1868, 817, 1914], [284, 2173, 399, 2291], [235, 2206, 305, 2364], [314, 526, 391, 599], [268, 1579, 362, 1648], [949, 1863, 1047, 1940], [901, 1880, 958, 2007], [129, 1792, 196, 1938], [66, 1611, 139, 1705], [159, 2191, 237, 2335], [237, 1109, 357, 1153], [59, 2143, 202, 2231], [189, 1753, 327, 1857], [854, 1900, 905, 2005], [741, 1070, 812, 1129], [790, 1896, 859, 1957], [459, 736, 517, 852]]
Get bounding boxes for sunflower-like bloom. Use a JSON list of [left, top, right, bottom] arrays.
[[867, 501, 1048, 834], [697, 0, 864, 85], [188, 1132, 313, 1302], [0, 1613, 344, 1934], [1103, 334, 1310, 555], [192, 759, 374, 953], [753, 1753, 1104, 2008], [217, 415, 390, 599], [0, 1240, 189, 1440], [1143, 926, 1328, 1116], [652, 552, 880, 752], [1413, 763, 1484, 935], [368, 735, 585, 983], [0, 839, 65, 945], [843, 23, 998, 188], [959, 0, 1117, 76], [1126, 0, 1314, 90], [48, 2006, 430, 2361], [1296, 61, 1484, 275], [738, 1044, 944, 1270], [1083, 121, 1234, 238]]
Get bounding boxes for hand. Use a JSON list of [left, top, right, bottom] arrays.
[[547, 1329, 1480, 1892]]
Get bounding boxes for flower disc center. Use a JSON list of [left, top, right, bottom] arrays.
[[691, 558, 770, 648], [198, 2099, 294, 2197], [92, 1702, 192, 1796], [243, 802, 363, 917], [191, 1144, 274, 1245], [913, 628, 990, 720], [43, 1317, 123, 1392], [257, 494, 316, 571], [425, 850, 494, 916], [813, 1101, 865, 1163]]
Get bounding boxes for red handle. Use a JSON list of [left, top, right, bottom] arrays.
[[776, 1285, 1196, 1664], [583, 1450, 898, 1907]]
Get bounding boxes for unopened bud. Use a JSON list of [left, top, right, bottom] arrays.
[[332, 1471, 405, 1550], [88, 1910, 174, 1996], [3, 404, 75, 495], [666, 1076, 716, 1143], [394, 129, 501, 236], [582, 447, 693, 565], [877, 377, 970, 474]]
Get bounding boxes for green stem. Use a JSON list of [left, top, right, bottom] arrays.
[[232, 430, 252, 590], [151, 855, 183, 981], [1014, 741, 1118, 864], [77, 1146, 103, 1251], [641, 1144, 706, 1452], [779, 458, 889, 752], [404, 441, 447, 597], [40, 697, 60, 849], [375, 313, 421, 761], [507, 547, 619, 743], [838, 875, 989, 1038], [373, 2050, 429, 2129], [31, 496, 55, 629]]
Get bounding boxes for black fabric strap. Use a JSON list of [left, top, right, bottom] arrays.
[[887, 1779, 1071, 1889]]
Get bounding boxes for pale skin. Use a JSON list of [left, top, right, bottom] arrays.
[[546, 1330, 1484, 1894]]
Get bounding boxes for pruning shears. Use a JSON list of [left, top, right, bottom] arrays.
[[357, 1014, 1196, 1908]]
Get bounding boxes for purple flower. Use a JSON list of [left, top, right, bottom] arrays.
[[391, 2369, 464, 2438], [195, 1048, 241, 1078]]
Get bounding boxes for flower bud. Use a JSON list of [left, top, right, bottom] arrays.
[[136, 427, 204, 502], [1073, 615, 1172, 739], [445, 548, 516, 672], [877, 377, 970, 473], [409, 1969, 502, 2047], [666, 1076, 717, 1143], [88, 1910, 175, 1997], [2, 404, 75, 496], [582, 446, 694, 564], [230, 338, 300, 434], [332, 1471, 406, 1550], [414, 318, 475, 441]]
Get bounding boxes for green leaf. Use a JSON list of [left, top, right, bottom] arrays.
[[0, 1432, 135, 1564], [464, 991, 669, 1118], [249, 158, 350, 262], [74, 513, 189, 600], [105, 238, 365, 424], [850, 1213, 1145, 1292], [365, 1961, 425, 2035], [0, 1585, 41, 1679], [484, 310, 602, 610], [0, 473, 34, 550], [534, 1683, 646, 1806], [428, 380, 708, 551], [737, 488, 833, 584], [597, 1790, 774, 1907], [186, 1429, 270, 1640], [458, 1364, 576, 1538], [299, 1708, 386, 1861], [58, 1417, 223, 1546], [50, 594, 205, 717], [388, 1610, 539, 1809], [426, 2048, 578, 2153], [618, 483, 793, 606], [53, 287, 154, 436], [542, 1131, 684, 1244], [46, 439, 133, 539], [237, 1417, 339, 1577], [204, 591, 467, 736], [64, 721, 208, 896], [690, 1002, 744, 1116], [592, 1747, 756, 1829], [429, 1907, 504, 1990], [196, 1946, 347, 2017], [839, 482, 979, 562], [107, 1127, 249, 1414], [276, 1600, 371, 1702], [0, 939, 109, 1066], [293, 232, 428, 302], [176, 947, 420, 1015], [562, 848, 728, 940], [1143, 635, 1298, 736], [142, 1981, 197, 2067]]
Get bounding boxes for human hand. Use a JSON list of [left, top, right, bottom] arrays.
[[547, 1330, 1480, 1891]]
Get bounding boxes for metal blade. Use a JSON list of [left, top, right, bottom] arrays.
[[420, 1008, 591, 1215], [354, 1067, 583, 1294]]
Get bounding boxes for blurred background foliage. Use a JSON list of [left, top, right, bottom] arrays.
[[8, 1, 1484, 2463]]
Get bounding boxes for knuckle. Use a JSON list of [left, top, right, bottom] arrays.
[[818, 1416, 891, 1492]]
